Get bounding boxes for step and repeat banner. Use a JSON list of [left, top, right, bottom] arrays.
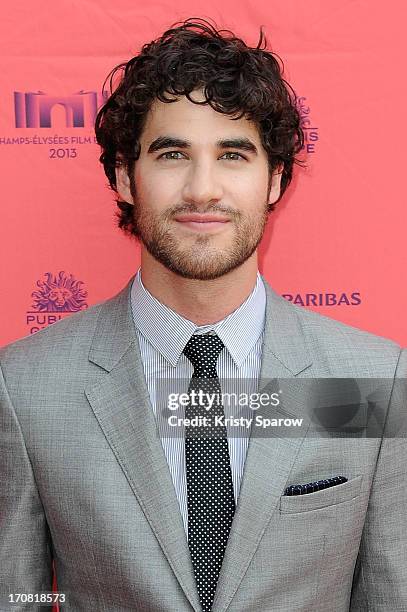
[[1, 0, 406, 348]]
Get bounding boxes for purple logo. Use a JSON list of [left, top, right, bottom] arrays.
[[26, 272, 88, 334], [282, 292, 361, 307], [14, 90, 108, 128], [296, 96, 319, 154], [31, 271, 88, 312]]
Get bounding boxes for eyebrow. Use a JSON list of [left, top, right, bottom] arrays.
[[147, 135, 258, 155]]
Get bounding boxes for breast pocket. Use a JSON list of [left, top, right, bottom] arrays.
[[279, 474, 363, 514]]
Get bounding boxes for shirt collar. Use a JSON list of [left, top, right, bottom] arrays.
[[130, 267, 266, 368]]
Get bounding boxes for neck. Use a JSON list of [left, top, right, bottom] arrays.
[[139, 250, 259, 325]]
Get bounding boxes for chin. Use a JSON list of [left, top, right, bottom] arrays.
[[162, 257, 249, 281]]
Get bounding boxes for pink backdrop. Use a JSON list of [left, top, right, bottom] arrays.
[[1, 0, 406, 350]]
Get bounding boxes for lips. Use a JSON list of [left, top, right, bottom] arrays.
[[173, 213, 231, 233], [173, 214, 230, 223]]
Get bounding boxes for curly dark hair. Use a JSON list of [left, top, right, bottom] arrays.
[[95, 17, 305, 236]]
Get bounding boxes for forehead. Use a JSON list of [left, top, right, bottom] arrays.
[[141, 90, 261, 143]]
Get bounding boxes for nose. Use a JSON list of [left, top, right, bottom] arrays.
[[181, 160, 224, 208]]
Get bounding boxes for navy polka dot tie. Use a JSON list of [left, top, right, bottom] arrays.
[[183, 333, 236, 612]]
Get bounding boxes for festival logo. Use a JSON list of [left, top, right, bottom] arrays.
[[14, 90, 108, 128], [297, 96, 319, 154], [26, 271, 88, 334], [0, 89, 109, 156]]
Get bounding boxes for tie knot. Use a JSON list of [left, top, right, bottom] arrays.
[[183, 333, 224, 375]]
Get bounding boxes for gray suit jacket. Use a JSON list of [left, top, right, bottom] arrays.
[[1, 275, 406, 612]]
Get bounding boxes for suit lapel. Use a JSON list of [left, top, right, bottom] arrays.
[[85, 276, 201, 612], [211, 277, 313, 612]]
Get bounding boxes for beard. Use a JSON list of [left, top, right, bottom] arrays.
[[129, 183, 270, 281]]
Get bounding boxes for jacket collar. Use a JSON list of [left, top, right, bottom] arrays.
[[89, 273, 312, 376]]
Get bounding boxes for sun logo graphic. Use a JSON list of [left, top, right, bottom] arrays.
[[26, 271, 88, 334]]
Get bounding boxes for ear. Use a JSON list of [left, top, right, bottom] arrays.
[[115, 161, 134, 205], [268, 164, 283, 207]]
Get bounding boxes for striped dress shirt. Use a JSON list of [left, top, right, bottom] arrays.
[[130, 268, 266, 539]]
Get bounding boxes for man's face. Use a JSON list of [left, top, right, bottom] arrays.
[[116, 89, 282, 280]]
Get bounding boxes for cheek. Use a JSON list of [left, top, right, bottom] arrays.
[[135, 165, 179, 211], [232, 179, 268, 210]]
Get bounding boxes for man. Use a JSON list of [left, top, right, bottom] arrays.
[[1, 17, 406, 612]]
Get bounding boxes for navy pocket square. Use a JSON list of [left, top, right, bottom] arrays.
[[284, 475, 347, 496]]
